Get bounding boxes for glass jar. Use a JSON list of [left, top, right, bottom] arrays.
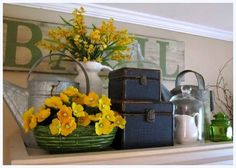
[[209, 112, 233, 141], [170, 86, 205, 144]]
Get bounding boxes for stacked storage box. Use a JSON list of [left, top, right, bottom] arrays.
[[108, 67, 174, 149]]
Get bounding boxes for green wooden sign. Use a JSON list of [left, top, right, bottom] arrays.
[[3, 17, 184, 80]]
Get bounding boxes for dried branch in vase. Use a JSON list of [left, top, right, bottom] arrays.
[[209, 58, 233, 120]]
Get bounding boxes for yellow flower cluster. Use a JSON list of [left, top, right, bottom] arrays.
[[22, 86, 126, 136], [38, 7, 133, 66]]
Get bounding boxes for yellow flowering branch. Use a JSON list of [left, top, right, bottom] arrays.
[[37, 7, 133, 67]]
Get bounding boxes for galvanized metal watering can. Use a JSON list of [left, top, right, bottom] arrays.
[[170, 70, 215, 140], [170, 70, 214, 113], [161, 70, 214, 112], [3, 54, 90, 148]]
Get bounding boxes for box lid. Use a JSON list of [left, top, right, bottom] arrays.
[[111, 101, 173, 123], [111, 101, 173, 114], [109, 67, 160, 79]]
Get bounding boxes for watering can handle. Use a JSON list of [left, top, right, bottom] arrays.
[[175, 70, 205, 90], [27, 53, 90, 94]]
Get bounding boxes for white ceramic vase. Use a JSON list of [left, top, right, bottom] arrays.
[[75, 61, 112, 96]]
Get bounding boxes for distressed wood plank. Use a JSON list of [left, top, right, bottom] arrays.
[[3, 17, 184, 80]]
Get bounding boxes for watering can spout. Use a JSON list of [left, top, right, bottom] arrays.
[[161, 84, 173, 101], [3, 80, 38, 148], [3, 80, 29, 129]]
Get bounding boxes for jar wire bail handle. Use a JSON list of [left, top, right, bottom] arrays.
[[27, 53, 90, 94]]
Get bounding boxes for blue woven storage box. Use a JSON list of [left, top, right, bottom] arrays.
[[109, 68, 161, 101], [111, 101, 174, 149]]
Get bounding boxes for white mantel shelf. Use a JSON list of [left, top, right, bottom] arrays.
[[9, 131, 233, 165]]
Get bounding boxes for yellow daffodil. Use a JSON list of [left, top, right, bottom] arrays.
[[95, 56, 102, 63], [95, 118, 114, 135], [113, 111, 120, 117], [74, 35, 80, 42], [89, 113, 102, 121], [49, 118, 61, 136], [114, 115, 126, 129], [61, 117, 77, 136], [87, 44, 95, 54], [102, 110, 116, 122], [72, 102, 86, 117], [72, 93, 86, 105], [36, 108, 51, 122], [83, 57, 88, 62], [83, 92, 99, 107], [111, 55, 123, 61], [57, 105, 72, 124], [78, 113, 91, 127], [60, 92, 69, 103], [90, 29, 101, 42], [73, 7, 86, 35], [22, 107, 37, 133], [100, 18, 115, 35], [98, 95, 111, 112], [45, 96, 63, 109], [62, 86, 79, 97], [48, 28, 70, 40]]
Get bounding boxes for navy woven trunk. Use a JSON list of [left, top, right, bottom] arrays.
[[109, 67, 161, 101], [111, 101, 174, 149]]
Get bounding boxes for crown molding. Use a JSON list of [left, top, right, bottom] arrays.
[[17, 3, 232, 41]]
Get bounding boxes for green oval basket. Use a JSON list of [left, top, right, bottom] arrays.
[[34, 125, 117, 154]]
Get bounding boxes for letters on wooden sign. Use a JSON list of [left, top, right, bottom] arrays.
[[3, 17, 184, 80]]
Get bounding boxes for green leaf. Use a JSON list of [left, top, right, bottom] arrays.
[[44, 39, 74, 50], [112, 60, 126, 69], [106, 45, 127, 51], [69, 38, 80, 52], [44, 38, 59, 43], [92, 24, 97, 29], [101, 60, 112, 68], [60, 16, 74, 27], [103, 50, 114, 59]]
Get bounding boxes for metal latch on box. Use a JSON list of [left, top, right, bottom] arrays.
[[146, 109, 155, 123], [140, 76, 147, 85]]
